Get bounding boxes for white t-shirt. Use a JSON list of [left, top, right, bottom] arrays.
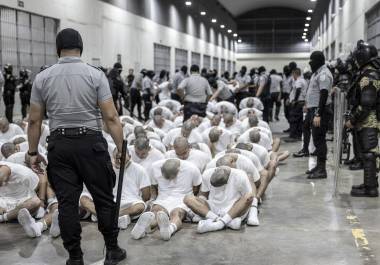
[[18, 141, 47, 155], [0, 161, 39, 200], [201, 168, 252, 210], [113, 162, 151, 203], [127, 131, 161, 143], [163, 128, 203, 146], [119, 116, 143, 127], [158, 81, 171, 101], [220, 119, 243, 138], [150, 159, 202, 201], [201, 126, 234, 154], [234, 143, 270, 168], [102, 130, 114, 144], [206, 154, 260, 182], [149, 139, 167, 154], [129, 146, 165, 169], [146, 119, 175, 133], [269, 74, 283, 93], [195, 143, 213, 160], [123, 123, 135, 138], [165, 149, 211, 173], [239, 97, 264, 111], [237, 129, 272, 151], [196, 119, 212, 134], [241, 117, 270, 131], [0, 124, 24, 142], [238, 108, 263, 120], [158, 99, 182, 114]]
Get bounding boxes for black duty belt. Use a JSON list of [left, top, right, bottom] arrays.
[[50, 127, 102, 137]]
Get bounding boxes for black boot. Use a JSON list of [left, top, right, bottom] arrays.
[[351, 153, 379, 197], [305, 166, 317, 175], [307, 161, 327, 179], [352, 177, 379, 190], [66, 258, 84, 265], [349, 161, 363, 170], [104, 246, 127, 265], [293, 149, 309, 158], [344, 157, 357, 165]]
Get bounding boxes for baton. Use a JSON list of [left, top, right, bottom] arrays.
[[114, 139, 128, 225]]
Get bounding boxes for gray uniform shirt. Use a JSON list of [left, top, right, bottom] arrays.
[[269, 74, 282, 93], [131, 73, 143, 90], [30, 57, 112, 132], [142, 76, 154, 95], [306, 65, 333, 108], [282, 75, 292, 94], [235, 73, 251, 92], [172, 71, 186, 92], [216, 80, 233, 100], [289, 77, 308, 102], [179, 73, 212, 103]]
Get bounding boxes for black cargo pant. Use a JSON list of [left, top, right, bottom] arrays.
[[282, 92, 290, 122], [303, 108, 329, 161], [142, 94, 152, 122], [260, 95, 271, 123], [3, 93, 15, 123], [183, 101, 207, 122], [47, 134, 119, 259], [235, 91, 250, 111], [269, 92, 281, 120], [289, 101, 304, 138], [130, 88, 142, 119]]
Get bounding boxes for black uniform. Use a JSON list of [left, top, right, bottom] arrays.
[[18, 69, 32, 119], [3, 65, 16, 123], [108, 63, 126, 116]]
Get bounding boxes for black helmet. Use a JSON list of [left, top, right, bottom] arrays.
[[4, 64, 13, 74], [352, 40, 378, 68], [56, 28, 83, 57], [335, 58, 348, 74], [113, 62, 123, 70], [19, 68, 27, 77]]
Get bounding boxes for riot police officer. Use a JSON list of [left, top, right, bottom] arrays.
[[26, 28, 127, 265], [18, 68, 32, 119], [3, 64, 16, 122], [346, 40, 379, 197], [108, 62, 126, 116]]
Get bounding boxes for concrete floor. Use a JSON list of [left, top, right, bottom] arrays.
[[0, 117, 379, 265]]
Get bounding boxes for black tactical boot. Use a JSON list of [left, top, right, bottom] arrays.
[[352, 177, 379, 190], [293, 149, 309, 158], [351, 154, 379, 197], [66, 258, 84, 265], [104, 246, 127, 265], [349, 161, 363, 170], [307, 161, 327, 179], [351, 186, 379, 197], [306, 166, 317, 175]]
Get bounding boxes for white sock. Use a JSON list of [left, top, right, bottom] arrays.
[[206, 211, 218, 221], [220, 214, 232, 225], [169, 223, 177, 235], [0, 213, 8, 222], [252, 197, 258, 207]]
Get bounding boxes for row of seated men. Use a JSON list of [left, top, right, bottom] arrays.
[[0, 97, 289, 241]]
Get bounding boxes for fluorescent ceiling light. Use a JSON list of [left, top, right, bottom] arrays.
[[306, 17, 311, 21], [305, 23, 310, 27], [237, 39, 242, 43], [233, 33, 238, 37], [211, 18, 217, 23], [227, 29, 232, 33], [304, 28, 308, 32], [308, 9, 313, 13], [302, 36, 306, 39], [304, 39, 309, 42], [185, 1, 191, 6], [303, 32, 307, 35], [200, 11, 206, 16], [220, 25, 225, 29]]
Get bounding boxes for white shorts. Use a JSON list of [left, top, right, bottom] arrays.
[[153, 197, 190, 215], [0, 196, 32, 212], [206, 200, 249, 220]]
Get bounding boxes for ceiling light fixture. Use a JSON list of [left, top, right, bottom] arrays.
[[308, 9, 313, 13], [304, 28, 308, 32], [304, 39, 309, 42], [220, 25, 225, 29], [200, 11, 206, 16], [185, 1, 191, 6], [310, 0, 317, 2], [238, 39, 242, 43], [211, 18, 217, 23], [302, 36, 306, 39], [233, 33, 238, 37], [227, 29, 232, 33], [303, 32, 307, 35], [305, 23, 310, 27], [306, 17, 311, 21]]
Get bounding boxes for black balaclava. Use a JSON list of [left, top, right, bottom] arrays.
[[309, 51, 325, 73], [240, 66, 247, 75], [56, 28, 83, 57]]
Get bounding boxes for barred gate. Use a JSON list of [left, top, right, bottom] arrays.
[[0, 6, 58, 77]]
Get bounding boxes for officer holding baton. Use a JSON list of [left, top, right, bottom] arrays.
[[26, 28, 127, 265]]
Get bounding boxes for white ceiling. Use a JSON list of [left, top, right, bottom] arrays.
[[218, 0, 317, 16]]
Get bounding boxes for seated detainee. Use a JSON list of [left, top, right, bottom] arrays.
[[146, 108, 175, 133], [162, 121, 203, 148], [240, 110, 269, 130], [149, 106, 174, 121], [80, 151, 151, 230], [238, 107, 263, 121], [237, 128, 272, 151], [214, 101, 238, 116], [196, 114, 222, 133], [184, 166, 257, 233], [220, 113, 243, 139], [145, 126, 165, 140], [0, 162, 59, 238], [0, 118, 24, 142], [203, 126, 234, 157], [158, 99, 182, 115], [239, 97, 264, 111], [131, 159, 202, 241], [127, 126, 161, 143], [129, 137, 165, 168], [165, 137, 210, 173], [190, 143, 212, 160]]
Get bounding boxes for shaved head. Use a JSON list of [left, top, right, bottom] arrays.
[[223, 113, 234, 126], [181, 121, 194, 138], [134, 137, 150, 159], [248, 115, 259, 128], [211, 114, 221, 126], [235, 142, 253, 151], [0, 118, 9, 133], [216, 154, 237, 168], [1, 143, 16, 158], [226, 148, 241, 155], [134, 126, 146, 138], [153, 107, 163, 116], [173, 136, 190, 160], [161, 159, 181, 180], [13, 137, 26, 145], [210, 166, 231, 187], [209, 127, 222, 143], [246, 98, 255, 108], [249, 129, 261, 143]]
